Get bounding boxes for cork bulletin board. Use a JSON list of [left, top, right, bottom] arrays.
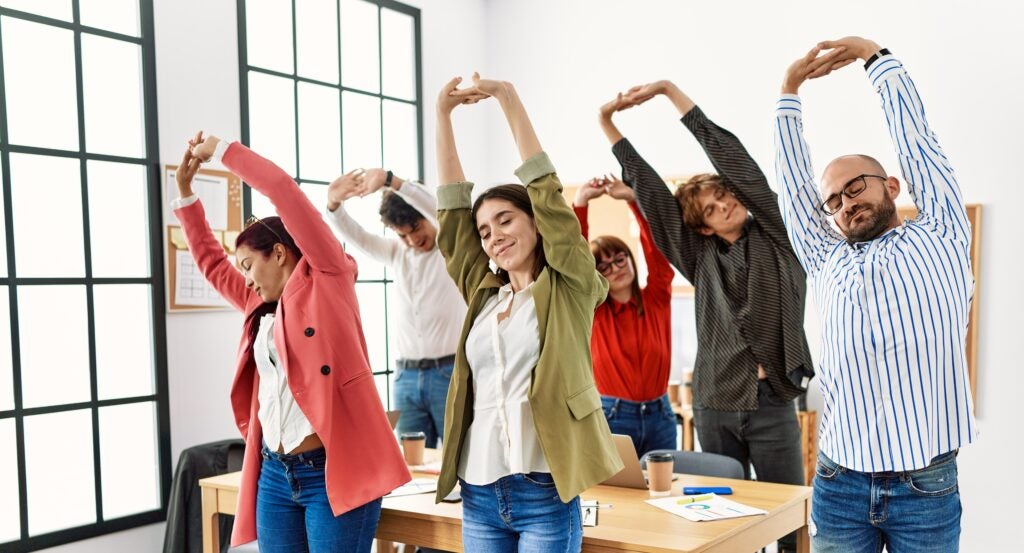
[[164, 165, 243, 311]]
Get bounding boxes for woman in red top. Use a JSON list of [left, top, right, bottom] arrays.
[[573, 174, 677, 456], [174, 132, 409, 551]]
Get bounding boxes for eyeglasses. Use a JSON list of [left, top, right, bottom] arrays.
[[597, 253, 629, 275], [820, 174, 887, 215], [245, 214, 285, 243]]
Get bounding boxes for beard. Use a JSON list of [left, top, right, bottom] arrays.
[[843, 198, 897, 243]]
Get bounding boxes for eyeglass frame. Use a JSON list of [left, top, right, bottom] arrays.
[[596, 253, 630, 275], [819, 174, 888, 215], [244, 214, 286, 244]]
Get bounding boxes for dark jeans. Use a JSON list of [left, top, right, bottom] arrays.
[[601, 393, 679, 457], [693, 379, 804, 551]]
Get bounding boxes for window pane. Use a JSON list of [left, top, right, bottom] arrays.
[[385, 280, 399, 365], [341, 197, 385, 281], [82, 35, 145, 158], [18, 286, 90, 408], [0, 289, 12, 411], [0, 156, 6, 277], [356, 282, 386, 373], [88, 161, 150, 277], [341, 91, 381, 172], [244, 0, 293, 74], [1, 17, 78, 150], [25, 409, 96, 535], [297, 83, 341, 182], [340, 0, 379, 93], [0, 0, 71, 21], [248, 71, 297, 177], [80, 0, 140, 36], [382, 100, 419, 181], [10, 154, 84, 278], [296, 0, 338, 84], [380, 9, 415, 101], [0, 419, 18, 542], [299, 182, 328, 216], [250, 189, 277, 219], [99, 402, 159, 518], [95, 285, 153, 400]]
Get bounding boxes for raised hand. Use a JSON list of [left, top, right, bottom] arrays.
[[360, 168, 390, 195], [599, 92, 636, 119], [176, 131, 204, 197], [574, 177, 608, 207], [450, 72, 510, 102], [326, 169, 366, 211], [191, 133, 221, 162], [782, 45, 855, 95], [818, 36, 882, 62], [622, 80, 670, 106], [437, 76, 486, 116], [602, 174, 635, 202]]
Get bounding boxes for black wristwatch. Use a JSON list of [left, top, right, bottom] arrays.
[[384, 170, 394, 188], [864, 48, 891, 70]]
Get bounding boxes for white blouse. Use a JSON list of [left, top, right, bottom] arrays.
[[458, 282, 548, 485], [254, 314, 315, 452]]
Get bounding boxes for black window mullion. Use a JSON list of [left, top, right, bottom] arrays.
[[0, 7, 143, 45], [236, 0, 251, 217], [70, 0, 105, 525], [0, 9, 28, 544], [375, 4, 392, 408], [337, 0, 344, 172]]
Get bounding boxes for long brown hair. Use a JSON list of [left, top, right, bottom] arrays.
[[470, 184, 546, 284], [590, 235, 644, 315]]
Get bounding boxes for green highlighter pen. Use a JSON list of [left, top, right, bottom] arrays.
[[676, 493, 715, 505]]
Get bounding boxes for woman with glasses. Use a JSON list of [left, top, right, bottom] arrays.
[[572, 174, 676, 456], [172, 132, 409, 552], [433, 74, 622, 552]]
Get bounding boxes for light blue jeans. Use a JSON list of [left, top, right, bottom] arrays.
[[256, 446, 382, 553], [811, 451, 961, 553], [459, 473, 583, 553], [393, 358, 454, 448]]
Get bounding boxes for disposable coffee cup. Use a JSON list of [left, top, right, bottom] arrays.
[[400, 431, 426, 466], [646, 453, 674, 496]]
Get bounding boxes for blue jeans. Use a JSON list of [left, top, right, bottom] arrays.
[[460, 473, 583, 553], [811, 451, 961, 553], [257, 446, 382, 553], [601, 393, 678, 457], [394, 358, 454, 448]]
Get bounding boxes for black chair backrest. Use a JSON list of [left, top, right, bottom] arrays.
[[640, 449, 745, 479]]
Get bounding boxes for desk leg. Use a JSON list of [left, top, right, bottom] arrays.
[[201, 487, 220, 553], [796, 523, 810, 553]]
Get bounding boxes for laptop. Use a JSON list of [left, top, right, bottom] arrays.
[[601, 434, 649, 489]]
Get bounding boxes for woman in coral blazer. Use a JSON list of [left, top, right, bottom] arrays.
[[174, 133, 409, 552]]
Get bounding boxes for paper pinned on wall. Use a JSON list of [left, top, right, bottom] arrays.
[[174, 250, 228, 307], [166, 168, 230, 230]]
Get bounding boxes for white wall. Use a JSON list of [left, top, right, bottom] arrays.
[[38, 0, 490, 551], [482, 0, 1022, 550]]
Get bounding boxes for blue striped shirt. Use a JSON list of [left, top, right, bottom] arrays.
[[773, 54, 977, 473]]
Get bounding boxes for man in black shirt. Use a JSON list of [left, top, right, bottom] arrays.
[[599, 81, 814, 553]]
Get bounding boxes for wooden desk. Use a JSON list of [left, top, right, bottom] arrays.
[[200, 466, 811, 553]]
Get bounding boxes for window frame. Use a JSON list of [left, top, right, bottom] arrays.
[[236, 0, 424, 407], [0, 1, 171, 551]]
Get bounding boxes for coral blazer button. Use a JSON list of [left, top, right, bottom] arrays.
[[320, 365, 331, 375], [304, 327, 315, 337]]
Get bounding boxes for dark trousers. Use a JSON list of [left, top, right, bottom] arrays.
[[694, 379, 804, 551]]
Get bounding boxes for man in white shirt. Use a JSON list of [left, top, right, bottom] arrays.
[[326, 168, 466, 450]]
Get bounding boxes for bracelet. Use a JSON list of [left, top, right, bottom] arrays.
[[864, 48, 891, 70], [384, 170, 394, 188]]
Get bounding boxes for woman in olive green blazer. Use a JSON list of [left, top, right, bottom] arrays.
[[433, 74, 623, 551]]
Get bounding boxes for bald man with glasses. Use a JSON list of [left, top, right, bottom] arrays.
[[775, 36, 976, 552]]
